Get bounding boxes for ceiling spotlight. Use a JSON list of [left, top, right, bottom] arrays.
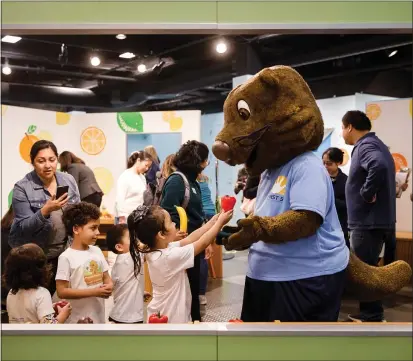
[[90, 56, 101, 66], [116, 34, 127, 40], [137, 63, 147, 73], [119, 52, 135, 59], [388, 49, 398, 58], [2, 66, 12, 75], [216, 41, 227, 54], [1, 35, 22, 44]]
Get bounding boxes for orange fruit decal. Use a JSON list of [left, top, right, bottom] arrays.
[[56, 112, 71, 125], [392, 153, 408, 172], [80, 127, 106, 155], [37, 130, 53, 141], [409, 99, 412, 117], [19, 125, 39, 163], [366, 103, 381, 121], [340, 148, 349, 166], [1, 105, 8, 116]]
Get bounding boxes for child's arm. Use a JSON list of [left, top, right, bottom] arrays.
[[191, 211, 233, 256], [179, 214, 220, 246], [102, 271, 113, 290], [56, 280, 107, 299]]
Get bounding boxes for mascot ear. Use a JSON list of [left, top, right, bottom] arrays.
[[258, 67, 280, 88]]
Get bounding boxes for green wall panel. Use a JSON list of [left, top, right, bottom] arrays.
[[1, 1, 217, 24], [1, 335, 217, 361], [217, 336, 413, 360], [2, 1, 411, 26], [217, 1, 412, 24]]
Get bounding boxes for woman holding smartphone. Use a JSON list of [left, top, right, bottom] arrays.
[[9, 140, 80, 296]]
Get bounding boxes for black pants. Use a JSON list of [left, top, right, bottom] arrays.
[[82, 192, 103, 208], [187, 253, 201, 321], [383, 229, 397, 265], [241, 269, 346, 322], [351, 229, 391, 321], [47, 257, 59, 297], [108, 317, 143, 324]]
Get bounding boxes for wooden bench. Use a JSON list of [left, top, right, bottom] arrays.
[[396, 231, 413, 268]]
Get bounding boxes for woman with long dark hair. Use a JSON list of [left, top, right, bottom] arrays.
[[160, 140, 210, 322], [58, 151, 103, 207]]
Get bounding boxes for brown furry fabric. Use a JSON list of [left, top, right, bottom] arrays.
[[213, 65, 412, 302]]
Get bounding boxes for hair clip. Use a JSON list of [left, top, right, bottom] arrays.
[[132, 205, 150, 222]]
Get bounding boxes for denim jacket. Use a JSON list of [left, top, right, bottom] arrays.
[[9, 171, 80, 257]]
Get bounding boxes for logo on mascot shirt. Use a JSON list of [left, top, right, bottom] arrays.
[[269, 176, 287, 202]]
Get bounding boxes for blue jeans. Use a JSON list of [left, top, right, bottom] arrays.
[[350, 229, 392, 321]]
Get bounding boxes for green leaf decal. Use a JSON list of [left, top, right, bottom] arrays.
[[27, 125, 37, 134]]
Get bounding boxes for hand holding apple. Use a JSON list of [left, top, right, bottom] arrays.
[[221, 195, 236, 212]]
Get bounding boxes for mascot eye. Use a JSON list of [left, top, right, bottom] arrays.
[[237, 100, 251, 121]]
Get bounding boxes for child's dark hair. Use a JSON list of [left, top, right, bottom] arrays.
[[62, 202, 101, 237], [106, 224, 129, 254], [322, 147, 344, 164], [2, 244, 51, 295], [128, 205, 167, 277]]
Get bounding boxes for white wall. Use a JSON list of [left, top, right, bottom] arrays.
[[1, 106, 201, 215]]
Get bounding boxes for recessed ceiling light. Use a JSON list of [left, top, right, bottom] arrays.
[[137, 64, 147, 73], [2, 35, 22, 44], [388, 50, 398, 57], [119, 52, 135, 59], [116, 34, 126, 40], [216, 41, 227, 54], [90, 56, 101, 66], [2, 66, 12, 75]]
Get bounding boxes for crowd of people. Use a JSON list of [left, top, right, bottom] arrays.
[[1, 109, 410, 324]]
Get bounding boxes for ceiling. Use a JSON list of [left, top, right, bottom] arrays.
[[1, 33, 412, 114]]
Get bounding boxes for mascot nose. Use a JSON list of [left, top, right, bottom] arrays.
[[212, 140, 231, 161]]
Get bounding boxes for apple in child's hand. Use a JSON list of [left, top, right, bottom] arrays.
[[221, 195, 236, 212], [148, 311, 168, 323], [53, 300, 69, 316], [77, 317, 94, 324]]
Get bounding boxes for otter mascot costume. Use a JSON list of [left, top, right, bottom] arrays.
[[212, 66, 411, 322]]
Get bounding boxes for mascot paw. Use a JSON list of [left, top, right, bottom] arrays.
[[224, 217, 261, 251]]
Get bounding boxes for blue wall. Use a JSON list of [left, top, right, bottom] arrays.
[[314, 133, 332, 159], [127, 133, 181, 163]]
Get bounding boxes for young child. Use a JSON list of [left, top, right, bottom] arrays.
[[106, 224, 147, 324], [4, 243, 71, 324], [128, 205, 233, 323], [56, 202, 113, 323]]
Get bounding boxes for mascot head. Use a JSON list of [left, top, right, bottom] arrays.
[[212, 66, 324, 175]]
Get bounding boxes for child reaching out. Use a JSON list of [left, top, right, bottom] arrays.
[[128, 205, 233, 323], [4, 243, 71, 324], [56, 202, 113, 323], [106, 224, 149, 324]]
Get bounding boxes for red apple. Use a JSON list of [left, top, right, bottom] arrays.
[[221, 195, 236, 212], [53, 300, 68, 316]]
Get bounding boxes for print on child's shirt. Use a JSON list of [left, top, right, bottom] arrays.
[[269, 175, 287, 202], [83, 259, 103, 286]]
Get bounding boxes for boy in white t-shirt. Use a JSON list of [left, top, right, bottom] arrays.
[[127, 205, 233, 323], [106, 224, 150, 323], [56, 202, 113, 323]]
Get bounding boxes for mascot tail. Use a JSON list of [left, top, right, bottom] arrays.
[[346, 251, 412, 302]]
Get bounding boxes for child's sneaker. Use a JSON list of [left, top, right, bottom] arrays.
[[199, 295, 207, 305]]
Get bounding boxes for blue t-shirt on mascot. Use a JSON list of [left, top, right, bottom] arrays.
[[247, 151, 349, 282]]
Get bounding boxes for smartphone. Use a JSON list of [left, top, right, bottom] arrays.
[[56, 185, 69, 199]]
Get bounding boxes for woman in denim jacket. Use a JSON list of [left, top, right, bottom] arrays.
[[9, 140, 80, 296]]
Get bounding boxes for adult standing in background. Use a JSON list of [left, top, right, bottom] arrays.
[[9, 140, 80, 296], [342, 110, 396, 323], [115, 151, 153, 223], [322, 147, 349, 248], [160, 141, 209, 322], [144, 145, 161, 187], [58, 151, 103, 207]]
